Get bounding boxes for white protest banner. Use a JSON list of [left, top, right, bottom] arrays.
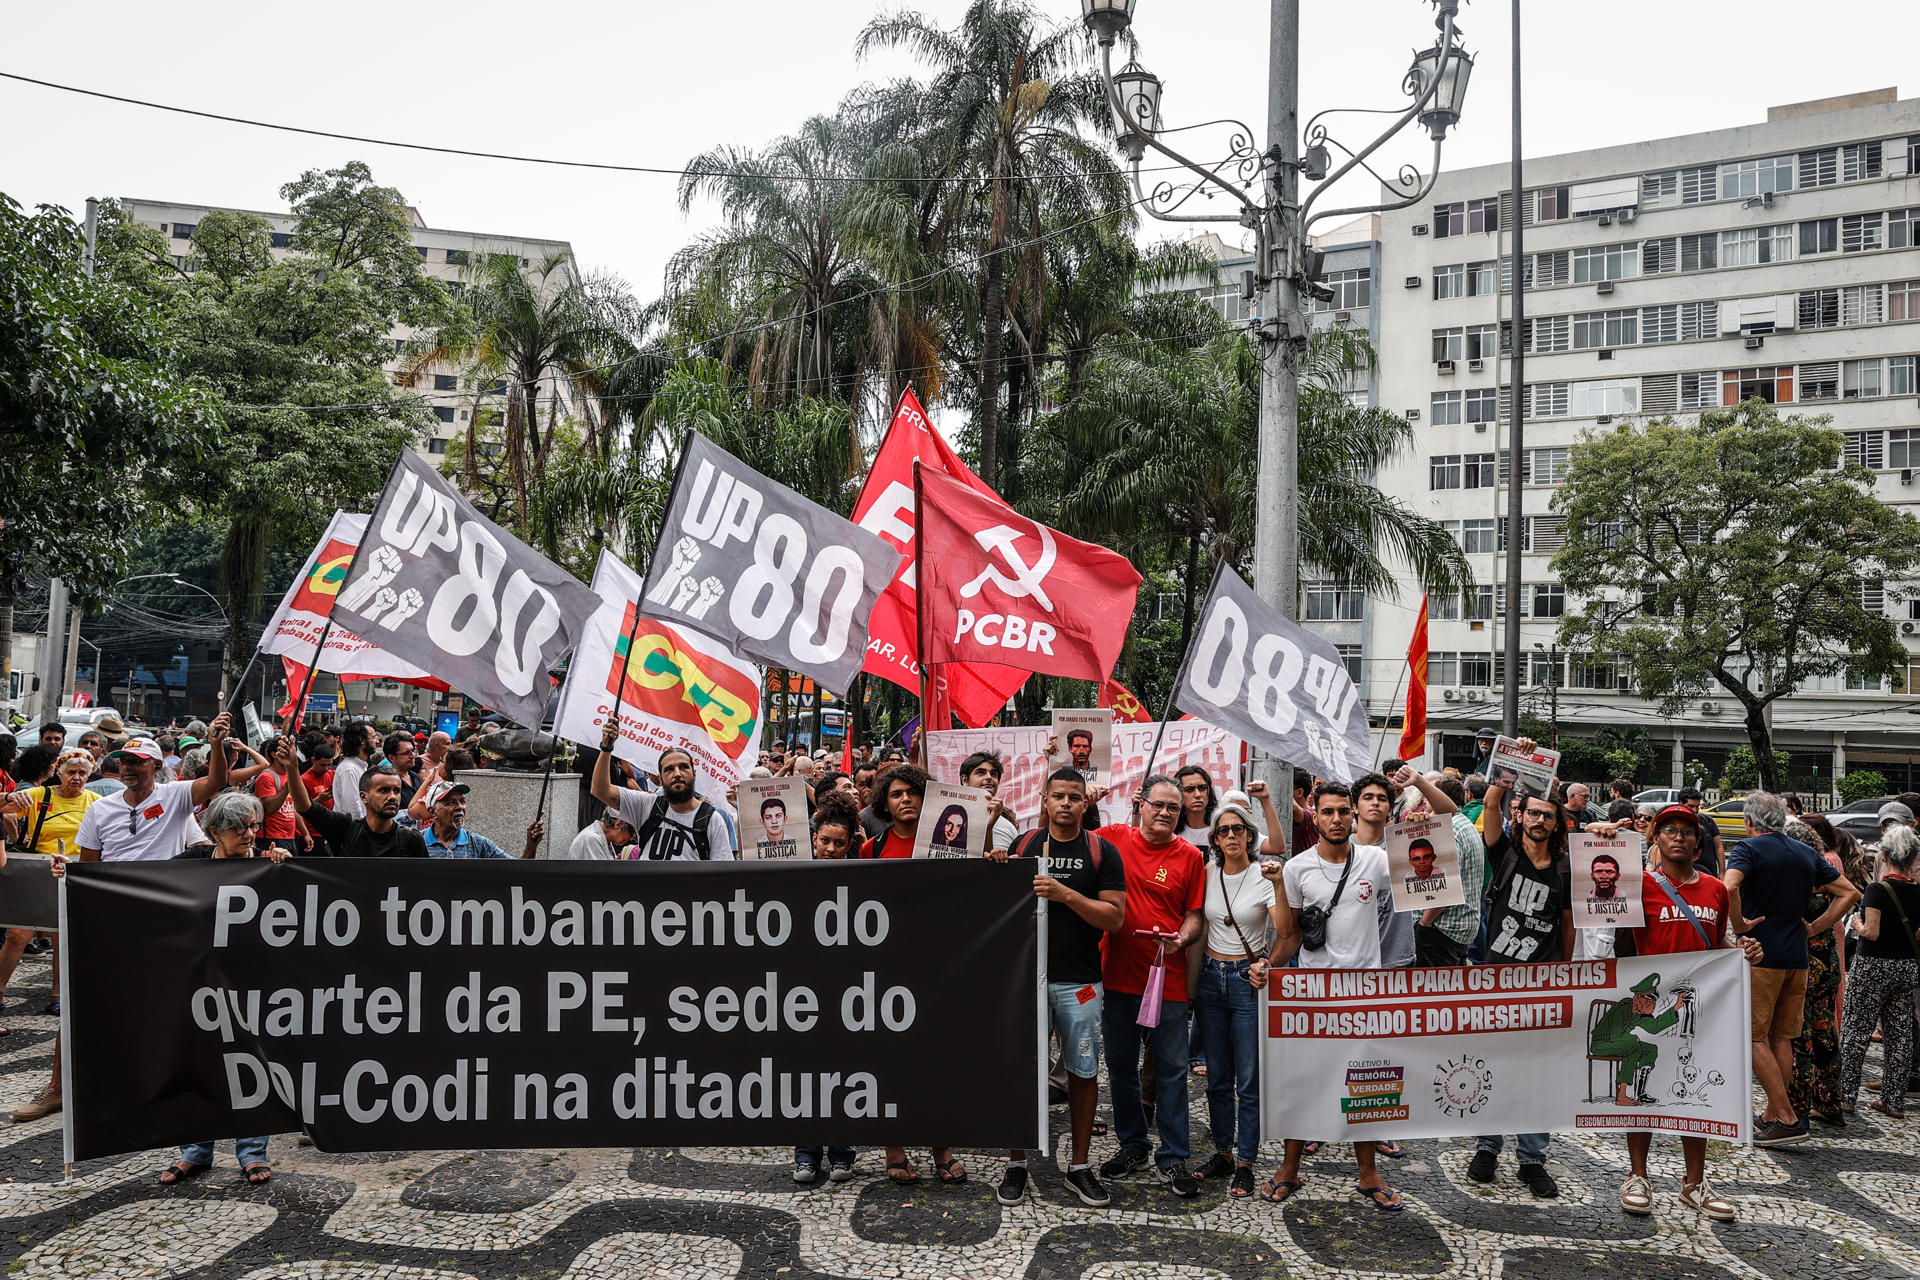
[[1173, 566, 1368, 783], [1489, 736, 1560, 800], [1264, 951, 1750, 1143], [1385, 815, 1465, 910], [1048, 709, 1112, 784], [642, 433, 901, 696], [914, 782, 991, 858], [1573, 832, 1646, 929], [738, 777, 808, 860], [552, 551, 761, 815], [925, 719, 1241, 828], [257, 511, 445, 687]]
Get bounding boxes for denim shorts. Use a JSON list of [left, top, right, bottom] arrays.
[[1049, 981, 1104, 1079]]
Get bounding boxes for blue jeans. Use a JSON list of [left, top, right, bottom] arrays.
[[1103, 988, 1190, 1170], [1475, 1131, 1549, 1165], [181, 1136, 268, 1168], [794, 1145, 855, 1166], [1196, 956, 1261, 1164]]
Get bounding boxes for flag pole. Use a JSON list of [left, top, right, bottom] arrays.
[[1374, 658, 1412, 767], [604, 429, 694, 769], [912, 459, 930, 758], [531, 647, 574, 845]]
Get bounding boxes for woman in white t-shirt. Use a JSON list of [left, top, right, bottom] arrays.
[[1191, 800, 1280, 1198]]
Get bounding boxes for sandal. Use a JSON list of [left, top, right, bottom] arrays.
[[1355, 1182, 1404, 1212], [1091, 1119, 1108, 1136], [243, 1164, 272, 1185], [935, 1157, 967, 1184], [158, 1161, 211, 1185], [1871, 1100, 1906, 1120], [886, 1160, 920, 1185], [1258, 1174, 1306, 1203]]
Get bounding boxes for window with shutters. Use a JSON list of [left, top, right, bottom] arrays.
[[1725, 366, 1793, 404], [1643, 238, 1678, 274], [1498, 385, 1513, 419], [1891, 429, 1920, 470], [1431, 390, 1464, 423], [1430, 455, 1463, 489], [1640, 373, 1679, 413], [1679, 233, 1718, 272], [1800, 218, 1838, 255], [1799, 148, 1839, 187], [1467, 260, 1498, 296], [1532, 584, 1567, 618], [1844, 431, 1885, 469], [1800, 289, 1840, 329], [1800, 361, 1840, 401], [1464, 453, 1497, 488], [1496, 517, 1528, 553], [1495, 584, 1529, 618], [1526, 314, 1570, 353], [1892, 209, 1920, 249], [1434, 202, 1465, 237], [1465, 387, 1498, 423], [1530, 447, 1572, 484], [1721, 225, 1794, 266], [1434, 263, 1465, 298], [1499, 320, 1514, 355], [1572, 309, 1637, 349], [1641, 305, 1679, 345], [1572, 243, 1638, 283], [1843, 284, 1885, 327], [1497, 449, 1527, 485], [1844, 358, 1884, 399], [1530, 251, 1570, 287], [1680, 371, 1720, 408], [1433, 327, 1464, 362], [1679, 165, 1718, 205], [1527, 383, 1571, 417], [1461, 519, 1497, 553], [1853, 580, 1888, 616], [1680, 301, 1719, 339], [1571, 377, 1639, 416], [1642, 171, 1678, 208], [1843, 213, 1884, 252], [1891, 280, 1920, 321], [1531, 516, 1569, 553], [1892, 355, 1917, 396], [1844, 141, 1884, 181], [1535, 187, 1570, 221], [1465, 323, 1499, 360], [1723, 155, 1794, 198]]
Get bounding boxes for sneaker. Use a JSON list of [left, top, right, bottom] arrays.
[[1099, 1148, 1151, 1180], [1753, 1119, 1809, 1148], [1680, 1178, 1737, 1222], [996, 1164, 1029, 1205], [792, 1160, 819, 1185], [1518, 1163, 1559, 1198], [1466, 1150, 1498, 1183], [1065, 1166, 1111, 1206], [11, 1086, 60, 1123], [1160, 1161, 1201, 1198], [1196, 1151, 1235, 1180], [1620, 1173, 1654, 1216], [827, 1158, 855, 1182]]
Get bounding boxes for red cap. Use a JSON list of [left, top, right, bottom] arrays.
[[1651, 804, 1699, 833]]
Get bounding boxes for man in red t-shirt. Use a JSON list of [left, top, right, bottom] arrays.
[[859, 764, 925, 861], [1609, 804, 1739, 1223], [1094, 774, 1206, 1198]]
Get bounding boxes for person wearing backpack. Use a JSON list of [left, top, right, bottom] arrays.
[[1838, 823, 1920, 1123], [590, 735, 733, 862]]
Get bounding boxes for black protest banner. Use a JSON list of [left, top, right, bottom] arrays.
[[1173, 565, 1372, 784], [0, 854, 57, 931], [63, 860, 1039, 1161]]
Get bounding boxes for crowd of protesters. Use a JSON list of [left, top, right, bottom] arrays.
[[2, 708, 1915, 1221]]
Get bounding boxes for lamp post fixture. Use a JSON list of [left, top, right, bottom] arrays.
[[1084, 0, 1475, 816]]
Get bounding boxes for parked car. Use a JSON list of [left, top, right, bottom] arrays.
[[1824, 810, 1884, 848], [1700, 797, 1748, 839], [1827, 794, 1896, 816], [1633, 788, 1684, 807]]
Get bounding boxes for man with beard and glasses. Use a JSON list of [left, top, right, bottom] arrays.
[[591, 732, 733, 861]]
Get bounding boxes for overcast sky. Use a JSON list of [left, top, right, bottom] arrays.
[[4, 0, 1911, 302]]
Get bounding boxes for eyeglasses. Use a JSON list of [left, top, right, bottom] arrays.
[[1143, 801, 1181, 813]]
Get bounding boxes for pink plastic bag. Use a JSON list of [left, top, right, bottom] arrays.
[[1137, 937, 1168, 1027]]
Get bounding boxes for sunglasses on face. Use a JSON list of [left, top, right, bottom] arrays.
[[1214, 824, 1250, 838]]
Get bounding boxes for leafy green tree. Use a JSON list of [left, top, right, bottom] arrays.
[[1724, 745, 1788, 792], [1552, 401, 1920, 792], [1838, 769, 1888, 804], [0, 193, 217, 684]]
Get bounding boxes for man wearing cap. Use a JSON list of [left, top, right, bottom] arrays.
[[94, 714, 130, 748], [562, 812, 638, 860], [1878, 800, 1916, 841], [1470, 728, 1498, 776], [419, 781, 541, 859], [1588, 974, 1684, 1106]]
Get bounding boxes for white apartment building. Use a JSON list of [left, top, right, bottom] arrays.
[[1370, 87, 1920, 788], [118, 198, 583, 458]]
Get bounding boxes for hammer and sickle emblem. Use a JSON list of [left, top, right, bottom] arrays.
[[960, 524, 1057, 609]]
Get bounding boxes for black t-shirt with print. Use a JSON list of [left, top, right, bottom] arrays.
[[1483, 829, 1571, 962], [1016, 829, 1127, 986]]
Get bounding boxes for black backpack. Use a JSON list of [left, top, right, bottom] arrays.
[[632, 800, 718, 861]]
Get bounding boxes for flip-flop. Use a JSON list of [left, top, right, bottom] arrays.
[[1301, 1140, 1325, 1156], [936, 1157, 967, 1184], [1258, 1175, 1306, 1203], [1356, 1183, 1404, 1212], [1091, 1119, 1108, 1136], [158, 1161, 211, 1185], [886, 1160, 920, 1185], [243, 1164, 272, 1185], [1375, 1140, 1407, 1160]]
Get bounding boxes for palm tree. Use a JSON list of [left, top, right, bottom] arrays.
[[857, 0, 1126, 489], [409, 249, 640, 529]]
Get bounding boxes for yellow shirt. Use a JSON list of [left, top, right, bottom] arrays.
[[9, 786, 101, 855]]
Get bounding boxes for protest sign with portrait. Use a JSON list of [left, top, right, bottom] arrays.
[[1047, 709, 1112, 784], [1488, 736, 1561, 800], [914, 781, 990, 859], [738, 777, 809, 861], [1572, 831, 1646, 929], [1384, 814, 1466, 909]]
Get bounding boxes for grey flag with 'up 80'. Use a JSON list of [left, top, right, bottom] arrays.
[[333, 451, 600, 729], [1172, 565, 1371, 784], [639, 433, 902, 695]]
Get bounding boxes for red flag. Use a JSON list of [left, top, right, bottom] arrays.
[[916, 465, 1141, 682], [851, 389, 1030, 727], [1397, 595, 1429, 761], [1099, 678, 1151, 724]]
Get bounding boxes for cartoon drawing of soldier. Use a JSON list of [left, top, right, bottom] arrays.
[[1588, 973, 1687, 1106]]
